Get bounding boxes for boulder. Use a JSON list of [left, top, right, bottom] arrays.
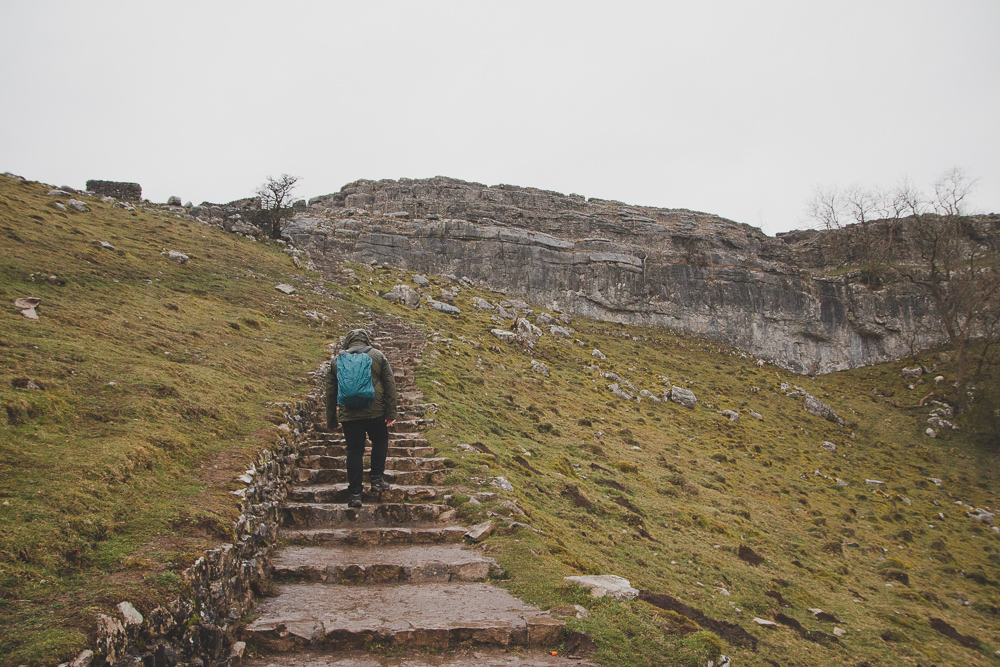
[[166, 250, 189, 264], [670, 385, 697, 408], [167, 195, 182, 206], [274, 284, 296, 294], [536, 312, 555, 326], [67, 199, 88, 212], [383, 284, 421, 308], [515, 318, 543, 346], [902, 366, 923, 379], [471, 297, 494, 311], [465, 520, 494, 542], [803, 396, 844, 426], [549, 325, 573, 338], [719, 409, 740, 422], [427, 299, 460, 315], [531, 360, 551, 377], [491, 329, 517, 343], [821, 441, 837, 452], [591, 349, 606, 360], [563, 574, 639, 601], [490, 476, 514, 492], [413, 274, 430, 286]]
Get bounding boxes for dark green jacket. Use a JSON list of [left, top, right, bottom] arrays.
[[326, 329, 397, 427]]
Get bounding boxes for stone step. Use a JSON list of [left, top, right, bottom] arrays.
[[246, 648, 597, 667], [279, 525, 468, 547], [244, 582, 564, 652], [270, 545, 495, 584], [297, 456, 447, 472], [281, 502, 456, 528], [301, 445, 435, 458], [309, 433, 427, 446], [294, 468, 447, 486], [288, 484, 446, 504]]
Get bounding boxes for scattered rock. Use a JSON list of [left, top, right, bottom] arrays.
[[70, 650, 94, 667], [54, 202, 67, 211], [413, 274, 430, 286], [928, 415, 958, 431], [14, 297, 41, 319], [167, 195, 182, 206], [821, 441, 837, 452], [639, 389, 661, 402], [564, 575, 639, 601], [836, 478, 849, 487], [100, 241, 115, 250], [274, 284, 296, 294], [804, 396, 845, 426], [166, 250, 189, 264], [865, 479, 886, 488], [536, 312, 556, 326], [967, 509, 996, 525], [118, 601, 143, 628], [833, 627, 846, 637], [549, 325, 573, 338], [490, 476, 514, 492], [471, 296, 494, 311], [749, 410, 763, 421], [753, 618, 778, 627], [67, 199, 88, 212], [427, 299, 461, 315], [383, 284, 421, 309], [928, 478, 943, 487], [926, 427, 937, 438], [515, 318, 542, 345], [591, 349, 606, 360], [465, 520, 494, 542], [719, 409, 740, 423], [902, 366, 923, 379], [531, 360, 550, 377], [670, 385, 698, 408], [491, 329, 517, 343]]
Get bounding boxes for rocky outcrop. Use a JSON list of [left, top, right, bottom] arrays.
[[86, 180, 142, 201], [286, 177, 955, 374]]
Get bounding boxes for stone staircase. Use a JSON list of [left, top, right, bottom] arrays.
[[243, 317, 588, 666]]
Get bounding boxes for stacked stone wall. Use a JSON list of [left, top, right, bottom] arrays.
[[81, 388, 323, 667], [86, 180, 143, 201]]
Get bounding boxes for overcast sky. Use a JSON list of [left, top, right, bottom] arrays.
[[2, 1, 997, 235]]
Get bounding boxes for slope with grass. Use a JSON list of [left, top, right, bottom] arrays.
[[350, 267, 1000, 667], [0, 175, 354, 666], [2, 172, 998, 667]]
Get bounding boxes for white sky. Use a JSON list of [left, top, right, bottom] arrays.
[[2, 1, 997, 235]]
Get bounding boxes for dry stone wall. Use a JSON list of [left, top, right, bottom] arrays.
[[84, 394, 321, 667], [290, 177, 943, 374], [85, 180, 142, 201]]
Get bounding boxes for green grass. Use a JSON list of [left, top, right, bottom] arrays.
[[355, 267, 1000, 666], [0, 177, 351, 666], [3, 173, 999, 666]]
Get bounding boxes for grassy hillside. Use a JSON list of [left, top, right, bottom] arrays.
[[358, 269, 1000, 666], [2, 172, 998, 667], [0, 176, 356, 665]]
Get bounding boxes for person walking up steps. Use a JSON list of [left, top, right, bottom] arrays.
[[326, 329, 397, 509]]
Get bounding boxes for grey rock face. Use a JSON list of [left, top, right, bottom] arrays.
[[286, 176, 974, 374]]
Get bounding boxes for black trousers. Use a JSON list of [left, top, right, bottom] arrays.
[[341, 417, 389, 495]]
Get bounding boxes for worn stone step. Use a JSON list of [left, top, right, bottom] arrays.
[[244, 582, 564, 652], [280, 525, 468, 547], [309, 433, 428, 447], [245, 647, 597, 667], [281, 502, 456, 528], [302, 445, 435, 458], [297, 456, 447, 472], [288, 484, 445, 504], [294, 468, 447, 486], [270, 545, 494, 584]]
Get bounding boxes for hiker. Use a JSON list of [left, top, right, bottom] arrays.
[[325, 329, 397, 509]]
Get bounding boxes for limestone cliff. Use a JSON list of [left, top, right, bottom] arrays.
[[286, 177, 944, 374]]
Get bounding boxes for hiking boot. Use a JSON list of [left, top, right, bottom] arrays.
[[370, 478, 391, 494], [347, 494, 363, 509]]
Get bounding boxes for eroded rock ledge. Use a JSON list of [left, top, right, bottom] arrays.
[[286, 176, 941, 374]]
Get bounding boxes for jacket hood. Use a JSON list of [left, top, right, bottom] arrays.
[[341, 329, 371, 350]]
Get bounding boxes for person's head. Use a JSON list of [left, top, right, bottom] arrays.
[[340, 328, 371, 350]]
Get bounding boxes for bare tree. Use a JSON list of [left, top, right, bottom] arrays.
[[810, 169, 1000, 418], [893, 169, 999, 412], [254, 174, 299, 240], [808, 182, 903, 286]]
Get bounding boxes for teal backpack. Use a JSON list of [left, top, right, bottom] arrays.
[[335, 346, 376, 408]]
